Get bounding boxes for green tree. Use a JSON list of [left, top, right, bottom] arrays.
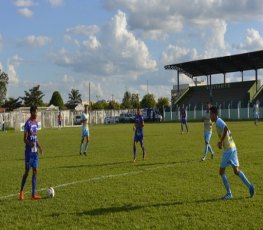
[[0, 69, 8, 106], [156, 97, 170, 114], [22, 85, 45, 106], [66, 89, 82, 109], [121, 91, 132, 109], [140, 93, 156, 108], [131, 93, 140, 109], [49, 91, 64, 109], [3, 97, 22, 111], [91, 100, 108, 110], [108, 100, 120, 110]]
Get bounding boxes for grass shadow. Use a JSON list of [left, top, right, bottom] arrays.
[[75, 197, 227, 216]]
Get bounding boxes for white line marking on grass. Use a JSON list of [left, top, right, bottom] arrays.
[[0, 163, 180, 200]]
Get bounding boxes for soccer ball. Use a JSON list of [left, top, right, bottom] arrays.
[[47, 187, 55, 198]]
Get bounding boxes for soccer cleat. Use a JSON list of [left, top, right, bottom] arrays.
[[201, 156, 206, 161], [222, 193, 233, 200], [79, 152, 82, 156], [19, 191, 24, 201], [249, 185, 255, 198], [31, 195, 42, 200], [211, 153, 214, 159], [133, 158, 136, 163], [84, 152, 87, 156]]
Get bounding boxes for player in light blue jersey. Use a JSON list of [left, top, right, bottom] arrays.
[[201, 102, 214, 161], [253, 100, 260, 126], [133, 108, 146, 162], [79, 104, 90, 156], [19, 106, 43, 200], [210, 106, 255, 199]]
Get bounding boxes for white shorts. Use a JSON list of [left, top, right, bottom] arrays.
[[220, 148, 239, 168]]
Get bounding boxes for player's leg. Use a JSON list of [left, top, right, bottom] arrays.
[[133, 140, 137, 162], [84, 135, 89, 156], [20, 163, 30, 200], [220, 167, 232, 199], [140, 140, 146, 159], [233, 166, 255, 198], [202, 140, 209, 161], [207, 132, 214, 158], [185, 122, 188, 133], [31, 156, 41, 199], [181, 122, 184, 133], [80, 136, 84, 155], [220, 151, 233, 199]]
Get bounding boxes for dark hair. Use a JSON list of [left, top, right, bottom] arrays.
[[209, 106, 218, 115], [30, 105, 37, 112]]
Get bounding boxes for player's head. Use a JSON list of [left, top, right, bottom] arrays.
[[30, 105, 38, 119], [209, 106, 218, 122]]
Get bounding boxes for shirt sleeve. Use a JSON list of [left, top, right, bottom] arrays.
[[217, 118, 226, 131], [24, 121, 29, 133]]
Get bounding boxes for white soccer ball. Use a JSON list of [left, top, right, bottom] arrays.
[[47, 187, 55, 198]]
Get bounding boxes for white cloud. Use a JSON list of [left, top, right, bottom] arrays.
[[239, 28, 263, 50], [48, 0, 64, 7], [14, 0, 33, 7], [66, 25, 100, 37], [161, 45, 199, 64], [83, 36, 101, 49], [103, 0, 263, 39], [20, 35, 51, 47], [7, 55, 23, 84], [52, 11, 157, 77], [17, 8, 33, 18]]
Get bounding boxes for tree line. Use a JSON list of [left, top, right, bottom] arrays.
[[0, 70, 170, 113]]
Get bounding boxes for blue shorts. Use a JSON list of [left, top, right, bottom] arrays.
[[220, 148, 239, 168], [134, 130, 144, 142], [181, 119, 187, 124], [254, 113, 259, 119], [25, 151, 38, 170], [58, 120, 62, 126], [204, 131, 212, 143], [82, 128, 89, 137]]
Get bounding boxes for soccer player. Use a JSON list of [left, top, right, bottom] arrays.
[[201, 102, 214, 161], [133, 108, 146, 162], [210, 106, 255, 199], [79, 104, 89, 156], [58, 111, 63, 129], [19, 105, 43, 200], [253, 100, 260, 125], [180, 106, 188, 134]]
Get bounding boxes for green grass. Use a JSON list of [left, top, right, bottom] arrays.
[[0, 122, 262, 229]]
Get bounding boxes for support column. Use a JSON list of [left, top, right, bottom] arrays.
[[177, 70, 180, 96], [255, 69, 258, 92]]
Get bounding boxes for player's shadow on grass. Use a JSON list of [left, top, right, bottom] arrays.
[[76, 198, 228, 216], [134, 159, 199, 167], [56, 161, 133, 169]]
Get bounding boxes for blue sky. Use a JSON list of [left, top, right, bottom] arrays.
[[1, 0, 263, 103]]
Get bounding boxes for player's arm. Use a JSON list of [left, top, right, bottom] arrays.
[[218, 126, 228, 149], [36, 141, 43, 155], [24, 132, 34, 147]]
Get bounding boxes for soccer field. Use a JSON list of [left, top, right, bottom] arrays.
[[0, 122, 262, 229]]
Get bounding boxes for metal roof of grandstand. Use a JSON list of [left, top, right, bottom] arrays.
[[164, 50, 263, 78]]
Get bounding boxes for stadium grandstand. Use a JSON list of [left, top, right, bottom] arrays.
[[165, 50, 263, 110]]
